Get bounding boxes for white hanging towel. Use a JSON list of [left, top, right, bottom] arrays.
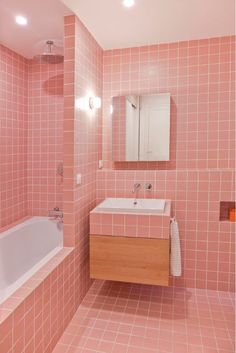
[[170, 217, 182, 277]]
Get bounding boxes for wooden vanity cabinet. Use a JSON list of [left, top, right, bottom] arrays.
[[90, 235, 169, 286]]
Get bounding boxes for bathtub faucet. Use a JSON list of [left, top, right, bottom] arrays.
[[48, 207, 63, 221]]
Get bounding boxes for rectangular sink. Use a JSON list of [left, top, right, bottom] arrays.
[[95, 198, 166, 214]]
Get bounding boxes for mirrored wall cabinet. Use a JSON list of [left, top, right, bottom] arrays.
[[112, 93, 171, 162]]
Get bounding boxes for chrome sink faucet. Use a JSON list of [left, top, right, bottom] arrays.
[[132, 183, 141, 194]]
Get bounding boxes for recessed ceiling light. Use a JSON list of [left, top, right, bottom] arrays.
[[123, 0, 135, 8], [15, 15, 28, 26]]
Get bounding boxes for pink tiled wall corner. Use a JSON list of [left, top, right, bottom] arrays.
[[63, 14, 103, 303], [0, 45, 28, 228]]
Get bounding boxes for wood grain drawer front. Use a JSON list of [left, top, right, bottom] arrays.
[[90, 235, 169, 286]]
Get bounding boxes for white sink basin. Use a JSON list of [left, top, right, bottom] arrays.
[[95, 198, 166, 214]]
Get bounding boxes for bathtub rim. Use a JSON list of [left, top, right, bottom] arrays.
[[0, 216, 62, 239]]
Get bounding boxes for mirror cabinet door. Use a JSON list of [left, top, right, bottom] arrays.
[[112, 93, 170, 162]]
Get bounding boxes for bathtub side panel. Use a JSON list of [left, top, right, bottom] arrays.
[[0, 248, 75, 353]]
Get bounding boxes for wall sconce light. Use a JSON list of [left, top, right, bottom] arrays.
[[89, 96, 101, 109], [75, 96, 101, 111]]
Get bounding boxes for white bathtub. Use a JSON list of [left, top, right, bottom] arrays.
[[0, 217, 63, 304]]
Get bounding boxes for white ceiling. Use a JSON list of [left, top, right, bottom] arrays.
[[62, 0, 235, 49], [0, 0, 234, 59], [0, 0, 72, 59]]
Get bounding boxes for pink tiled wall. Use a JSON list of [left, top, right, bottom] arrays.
[[99, 36, 235, 292], [0, 45, 64, 228], [28, 60, 64, 216], [0, 45, 28, 228], [63, 14, 103, 302], [103, 36, 235, 170]]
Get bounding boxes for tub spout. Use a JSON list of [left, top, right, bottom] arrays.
[[48, 207, 63, 221]]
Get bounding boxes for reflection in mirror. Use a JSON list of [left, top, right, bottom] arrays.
[[112, 93, 170, 162]]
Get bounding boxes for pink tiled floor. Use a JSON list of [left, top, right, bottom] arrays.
[[53, 281, 235, 353]]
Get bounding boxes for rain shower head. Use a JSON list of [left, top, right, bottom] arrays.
[[33, 40, 64, 64]]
